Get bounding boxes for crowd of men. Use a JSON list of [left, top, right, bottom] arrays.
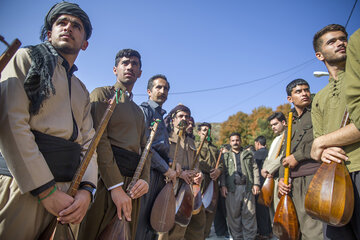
[[0, 2, 359, 240]]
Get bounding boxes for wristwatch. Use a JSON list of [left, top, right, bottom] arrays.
[[80, 185, 96, 203]]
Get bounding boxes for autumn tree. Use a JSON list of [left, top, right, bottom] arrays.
[[216, 103, 292, 147], [275, 103, 292, 117], [218, 111, 250, 146]]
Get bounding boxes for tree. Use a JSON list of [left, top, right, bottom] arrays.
[[275, 103, 291, 117], [218, 111, 250, 146], [215, 103, 292, 147]]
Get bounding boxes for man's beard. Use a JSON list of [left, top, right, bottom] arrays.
[[53, 42, 80, 55], [326, 54, 346, 65]]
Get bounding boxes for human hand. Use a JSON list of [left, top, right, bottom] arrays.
[[311, 137, 325, 161], [179, 170, 192, 184], [261, 169, 271, 178], [282, 155, 298, 169], [252, 185, 260, 195], [193, 172, 203, 185], [175, 163, 182, 177], [210, 168, 221, 180], [111, 186, 132, 221], [40, 186, 74, 218], [57, 189, 91, 224], [164, 168, 177, 184], [320, 147, 348, 164], [221, 186, 228, 198], [129, 179, 149, 199], [278, 178, 291, 196]]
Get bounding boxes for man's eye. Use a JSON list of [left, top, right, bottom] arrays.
[[73, 23, 82, 30]]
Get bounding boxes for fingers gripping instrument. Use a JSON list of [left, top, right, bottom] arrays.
[[150, 120, 186, 232], [99, 120, 160, 240], [273, 112, 300, 240]]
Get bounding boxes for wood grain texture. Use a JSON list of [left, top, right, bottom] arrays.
[[98, 217, 131, 240], [150, 182, 176, 232], [305, 161, 354, 226], [273, 195, 300, 240], [273, 112, 299, 240], [175, 183, 194, 227], [257, 177, 274, 207]]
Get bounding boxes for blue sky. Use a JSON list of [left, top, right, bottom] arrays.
[[1, 0, 359, 123]]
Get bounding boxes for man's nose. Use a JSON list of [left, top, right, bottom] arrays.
[[336, 39, 346, 47], [63, 22, 72, 32]]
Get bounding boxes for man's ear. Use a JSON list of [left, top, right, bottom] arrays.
[[287, 95, 293, 104], [81, 40, 88, 51], [315, 51, 324, 61], [47, 31, 52, 42]]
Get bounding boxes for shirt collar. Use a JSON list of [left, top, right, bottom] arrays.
[[328, 70, 345, 83], [113, 81, 133, 101], [292, 105, 311, 119], [58, 54, 78, 76], [148, 99, 167, 116]]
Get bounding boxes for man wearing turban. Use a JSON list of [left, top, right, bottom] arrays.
[[0, 2, 97, 239], [159, 104, 205, 240]]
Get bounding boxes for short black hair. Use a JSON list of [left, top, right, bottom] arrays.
[[255, 135, 266, 146], [147, 74, 170, 91], [115, 49, 142, 68], [313, 24, 347, 52], [189, 116, 195, 123], [229, 132, 241, 139], [267, 112, 286, 123], [197, 122, 212, 131], [286, 78, 309, 96]]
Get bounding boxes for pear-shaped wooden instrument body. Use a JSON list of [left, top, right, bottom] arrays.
[[305, 161, 354, 226], [305, 111, 354, 226], [273, 195, 300, 240], [150, 182, 176, 232], [273, 112, 300, 240], [258, 177, 275, 207]]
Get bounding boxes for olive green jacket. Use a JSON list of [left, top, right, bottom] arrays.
[[220, 149, 260, 193]]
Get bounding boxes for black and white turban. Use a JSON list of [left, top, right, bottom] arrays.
[[40, 1, 92, 41]]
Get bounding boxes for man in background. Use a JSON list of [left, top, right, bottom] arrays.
[[261, 112, 286, 221], [254, 136, 271, 239], [221, 132, 260, 240]]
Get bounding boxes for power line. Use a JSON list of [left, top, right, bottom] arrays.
[[134, 58, 316, 96], [200, 61, 313, 122], [203, 0, 357, 121], [345, 0, 358, 28]]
